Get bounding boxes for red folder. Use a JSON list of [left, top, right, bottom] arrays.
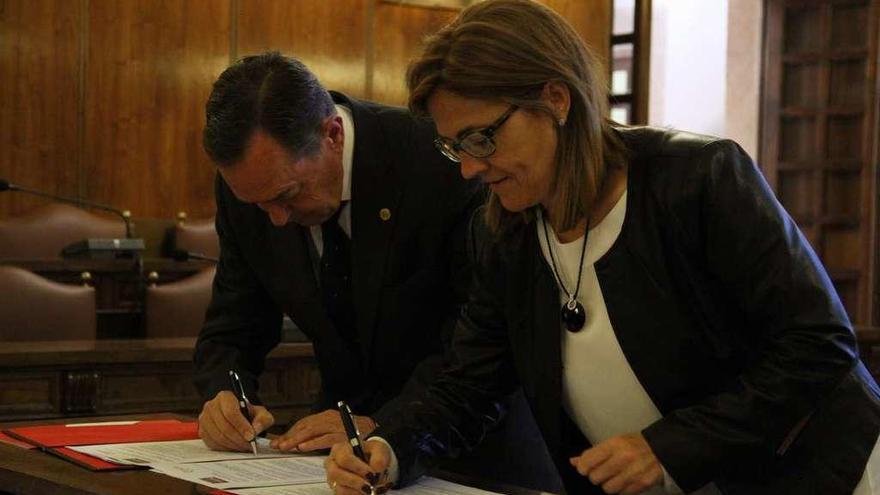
[[3, 419, 199, 448], [0, 430, 36, 449], [3, 419, 200, 471], [47, 447, 141, 471]]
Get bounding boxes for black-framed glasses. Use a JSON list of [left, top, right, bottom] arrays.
[[434, 105, 518, 163]]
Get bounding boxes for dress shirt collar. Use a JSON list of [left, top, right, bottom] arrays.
[[336, 103, 354, 203]]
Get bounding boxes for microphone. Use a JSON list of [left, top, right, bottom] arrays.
[[0, 179, 133, 238], [170, 249, 219, 263]]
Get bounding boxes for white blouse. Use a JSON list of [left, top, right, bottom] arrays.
[[537, 192, 879, 494], [537, 192, 719, 495]]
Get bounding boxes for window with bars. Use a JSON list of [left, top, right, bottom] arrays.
[[610, 0, 650, 125]]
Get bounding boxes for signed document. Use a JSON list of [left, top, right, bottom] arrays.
[[150, 456, 327, 489], [69, 438, 293, 466], [224, 477, 504, 495]]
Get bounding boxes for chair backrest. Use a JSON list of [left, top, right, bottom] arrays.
[[0, 203, 126, 260], [145, 267, 216, 338], [174, 217, 219, 259], [0, 266, 96, 341]]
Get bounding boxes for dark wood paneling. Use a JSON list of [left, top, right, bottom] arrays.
[[0, 339, 317, 421], [0, 0, 82, 217], [372, 2, 457, 106], [83, 0, 229, 221], [238, 0, 369, 99], [761, 0, 880, 324], [0, 372, 59, 417]]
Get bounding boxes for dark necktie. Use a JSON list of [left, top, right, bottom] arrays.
[[320, 204, 357, 343]]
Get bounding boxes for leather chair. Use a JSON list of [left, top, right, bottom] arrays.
[[144, 267, 216, 338], [173, 213, 219, 260], [0, 203, 126, 260], [0, 266, 96, 341]]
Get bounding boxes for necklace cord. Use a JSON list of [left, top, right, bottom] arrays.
[[541, 213, 589, 301]]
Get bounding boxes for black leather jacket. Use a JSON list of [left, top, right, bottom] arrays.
[[376, 127, 880, 495]]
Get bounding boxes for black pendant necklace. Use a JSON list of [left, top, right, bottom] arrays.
[[542, 213, 589, 332]]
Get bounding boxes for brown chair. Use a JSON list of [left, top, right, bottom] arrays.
[[144, 267, 216, 338], [0, 266, 96, 341], [0, 203, 126, 260], [173, 213, 219, 260]]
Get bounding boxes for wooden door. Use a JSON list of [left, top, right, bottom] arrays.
[[761, 0, 880, 324]]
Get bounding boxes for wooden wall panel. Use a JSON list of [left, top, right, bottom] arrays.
[[0, 0, 82, 217], [238, 0, 369, 99], [0, 0, 615, 221], [372, 2, 457, 106], [83, 0, 229, 221], [540, 0, 611, 69], [372, 0, 610, 107]]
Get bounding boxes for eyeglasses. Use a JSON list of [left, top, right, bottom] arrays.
[[433, 105, 518, 163]]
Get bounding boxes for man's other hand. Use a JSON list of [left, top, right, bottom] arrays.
[[271, 409, 377, 452]]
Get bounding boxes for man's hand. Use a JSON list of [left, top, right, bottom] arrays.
[[569, 433, 663, 495], [270, 409, 377, 452], [325, 439, 392, 495], [198, 390, 274, 452]]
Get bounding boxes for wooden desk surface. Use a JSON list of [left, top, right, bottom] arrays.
[[0, 413, 210, 495], [0, 257, 214, 273], [0, 414, 541, 495], [0, 337, 313, 368]]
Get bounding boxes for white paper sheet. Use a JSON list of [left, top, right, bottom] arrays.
[[225, 483, 331, 495], [398, 477, 502, 495], [224, 476, 502, 495], [149, 456, 327, 489], [69, 438, 292, 466]]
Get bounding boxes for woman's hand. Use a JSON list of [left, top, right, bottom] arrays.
[[325, 439, 392, 495], [569, 433, 663, 495]]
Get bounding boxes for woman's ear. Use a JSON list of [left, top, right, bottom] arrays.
[[542, 81, 571, 125]]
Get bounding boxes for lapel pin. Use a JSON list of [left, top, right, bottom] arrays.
[[379, 208, 391, 221]]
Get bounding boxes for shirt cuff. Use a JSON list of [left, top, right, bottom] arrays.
[[662, 465, 684, 494], [366, 437, 400, 485]]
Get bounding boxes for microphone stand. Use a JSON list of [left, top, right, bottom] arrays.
[[3, 183, 133, 238]]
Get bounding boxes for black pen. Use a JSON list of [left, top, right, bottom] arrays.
[[337, 401, 375, 491], [229, 370, 258, 456]]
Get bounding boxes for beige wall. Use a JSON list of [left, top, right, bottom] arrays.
[[649, 0, 764, 159], [725, 0, 763, 159]]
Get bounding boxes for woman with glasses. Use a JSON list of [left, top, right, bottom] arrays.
[[324, 1, 880, 494]]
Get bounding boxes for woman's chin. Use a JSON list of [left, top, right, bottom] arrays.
[[497, 195, 530, 213]]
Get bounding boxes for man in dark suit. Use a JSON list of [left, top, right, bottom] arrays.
[[192, 51, 484, 453]]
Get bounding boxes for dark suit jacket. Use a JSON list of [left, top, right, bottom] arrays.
[[193, 92, 484, 424], [377, 127, 880, 494]]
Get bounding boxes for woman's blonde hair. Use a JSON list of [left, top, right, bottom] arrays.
[[407, 0, 626, 233]]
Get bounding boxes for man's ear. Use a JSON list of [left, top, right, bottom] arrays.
[[541, 81, 571, 123], [326, 115, 344, 149]]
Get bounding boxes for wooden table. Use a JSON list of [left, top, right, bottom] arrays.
[[0, 414, 539, 495], [0, 338, 319, 426], [0, 413, 215, 495]]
